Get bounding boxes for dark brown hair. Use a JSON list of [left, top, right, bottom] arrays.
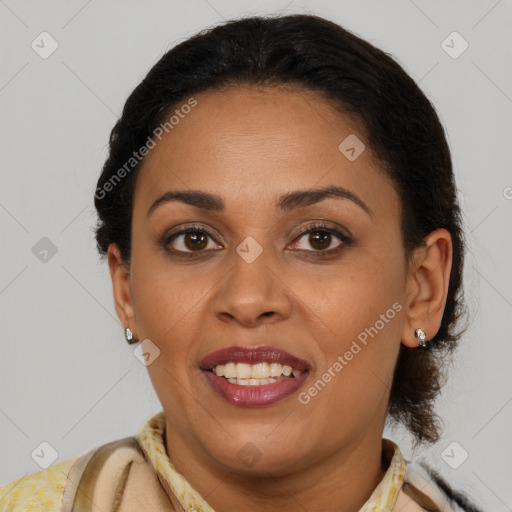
[[94, 14, 466, 445]]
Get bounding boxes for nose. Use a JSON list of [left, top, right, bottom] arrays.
[[211, 248, 293, 327]]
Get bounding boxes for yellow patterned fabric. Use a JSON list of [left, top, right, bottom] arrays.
[[138, 412, 216, 512], [361, 437, 407, 510], [0, 458, 76, 510], [0, 411, 407, 511]]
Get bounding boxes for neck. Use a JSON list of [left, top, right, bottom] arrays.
[[164, 427, 389, 512]]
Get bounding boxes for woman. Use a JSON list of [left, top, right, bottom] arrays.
[[0, 13, 484, 511]]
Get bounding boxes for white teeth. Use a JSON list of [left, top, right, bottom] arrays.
[[251, 362, 269, 378], [228, 377, 282, 386], [211, 361, 304, 384], [223, 362, 236, 379], [269, 362, 282, 377], [236, 363, 252, 379]]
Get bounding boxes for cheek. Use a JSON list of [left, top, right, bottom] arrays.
[[129, 253, 209, 412], [302, 243, 405, 340], [129, 244, 210, 361], [301, 246, 406, 407]]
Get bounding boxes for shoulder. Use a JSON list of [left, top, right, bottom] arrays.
[[395, 459, 486, 512], [0, 437, 170, 512], [0, 457, 77, 511], [0, 437, 143, 512]]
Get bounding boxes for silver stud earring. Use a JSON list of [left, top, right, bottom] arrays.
[[124, 327, 138, 344], [414, 328, 428, 347]]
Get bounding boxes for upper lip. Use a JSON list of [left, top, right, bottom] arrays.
[[200, 346, 311, 372]]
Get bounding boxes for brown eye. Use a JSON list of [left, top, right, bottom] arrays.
[[164, 228, 220, 254], [290, 226, 349, 253], [308, 230, 332, 251], [183, 231, 208, 251]]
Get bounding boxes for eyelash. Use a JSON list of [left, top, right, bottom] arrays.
[[161, 222, 353, 259]]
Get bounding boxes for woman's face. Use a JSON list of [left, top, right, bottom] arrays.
[[122, 86, 411, 474]]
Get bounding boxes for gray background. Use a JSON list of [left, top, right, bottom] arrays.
[[1, 1, 511, 510]]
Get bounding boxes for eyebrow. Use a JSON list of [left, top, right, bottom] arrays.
[[147, 185, 373, 218]]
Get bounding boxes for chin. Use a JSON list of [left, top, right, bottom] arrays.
[[202, 431, 313, 476]]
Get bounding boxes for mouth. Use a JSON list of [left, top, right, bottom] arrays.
[[200, 346, 311, 407]]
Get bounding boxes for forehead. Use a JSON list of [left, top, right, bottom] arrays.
[[133, 86, 398, 219]]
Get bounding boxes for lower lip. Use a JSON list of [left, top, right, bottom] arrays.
[[202, 370, 309, 407]]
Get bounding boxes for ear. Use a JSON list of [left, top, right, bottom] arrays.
[[107, 243, 137, 337], [401, 228, 453, 348]]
